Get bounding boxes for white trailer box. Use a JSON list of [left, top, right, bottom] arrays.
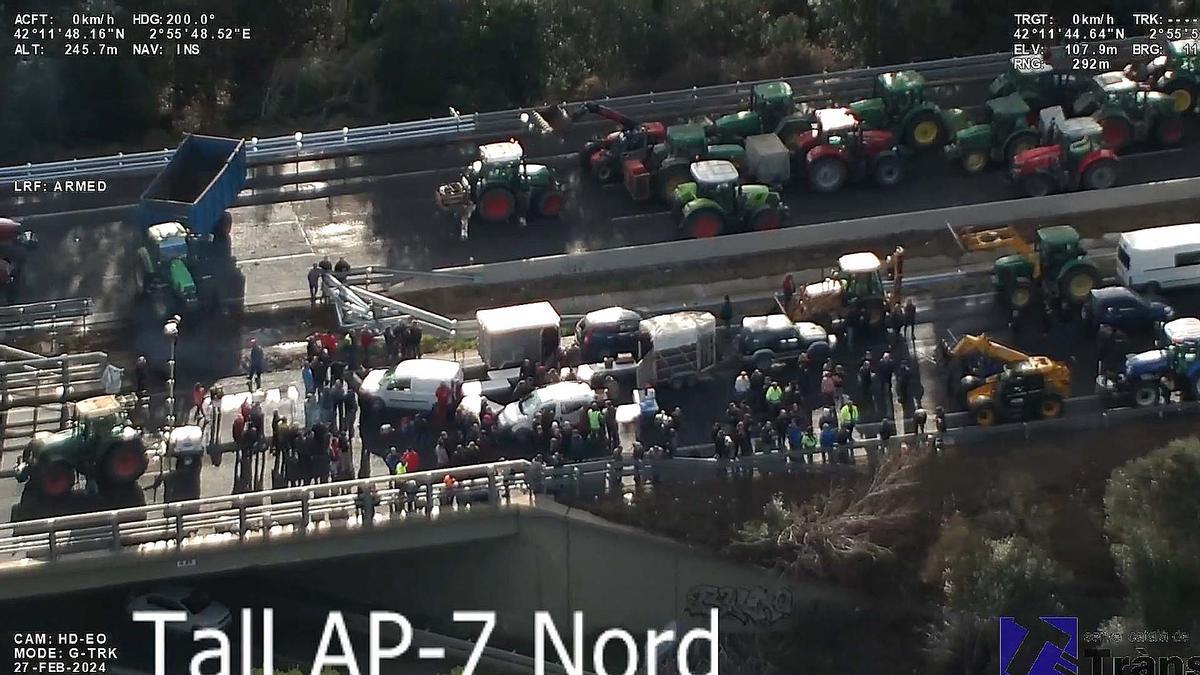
[[475, 301, 561, 370], [636, 311, 718, 387], [745, 133, 791, 186]]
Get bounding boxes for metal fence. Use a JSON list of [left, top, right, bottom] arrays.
[[0, 351, 109, 411], [0, 394, 1191, 567], [0, 40, 1141, 184], [0, 298, 94, 334]]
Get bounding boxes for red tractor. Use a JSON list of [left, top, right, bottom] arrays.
[[527, 102, 667, 184], [1009, 108, 1120, 198], [0, 217, 38, 304], [794, 107, 906, 193]]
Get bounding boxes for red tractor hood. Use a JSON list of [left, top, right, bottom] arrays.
[[862, 129, 896, 155], [1012, 145, 1061, 173]]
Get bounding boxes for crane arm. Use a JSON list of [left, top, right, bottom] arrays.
[[573, 102, 640, 130], [947, 333, 1031, 364]]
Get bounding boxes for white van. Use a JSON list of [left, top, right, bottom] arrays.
[[497, 381, 597, 437], [359, 358, 463, 413], [1116, 223, 1200, 293]]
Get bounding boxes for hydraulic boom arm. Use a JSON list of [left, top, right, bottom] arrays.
[[956, 226, 1040, 278], [523, 101, 641, 135], [572, 102, 640, 130], [946, 333, 1033, 364]]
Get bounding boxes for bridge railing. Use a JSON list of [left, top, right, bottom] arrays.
[[0, 40, 1141, 184], [0, 350, 109, 411]]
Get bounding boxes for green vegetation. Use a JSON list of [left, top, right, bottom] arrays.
[[3, 0, 1179, 163]]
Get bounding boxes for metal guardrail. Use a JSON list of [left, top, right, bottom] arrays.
[[0, 394, 1185, 567], [0, 298, 94, 334], [0, 40, 1141, 184], [0, 351, 109, 410]]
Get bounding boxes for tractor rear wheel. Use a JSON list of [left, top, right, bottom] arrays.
[[1007, 277, 1037, 310], [1020, 171, 1055, 197], [808, 156, 848, 193], [872, 154, 904, 187], [1082, 159, 1118, 191], [683, 208, 725, 239], [749, 207, 782, 232], [592, 158, 618, 183], [32, 460, 75, 498], [905, 112, 945, 150], [1004, 131, 1039, 162], [1058, 265, 1099, 305], [1133, 383, 1159, 407], [1154, 116, 1185, 147], [971, 400, 999, 427], [1165, 83, 1197, 114], [477, 188, 516, 223], [532, 190, 565, 218], [104, 441, 148, 485], [960, 151, 989, 174], [657, 166, 690, 204], [1097, 115, 1133, 151], [1038, 394, 1064, 420]]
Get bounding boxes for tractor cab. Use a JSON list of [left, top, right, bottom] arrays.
[[876, 70, 929, 117], [74, 395, 128, 439], [1035, 225, 1086, 276], [689, 160, 740, 205], [146, 221, 197, 303], [469, 141, 525, 183], [814, 107, 861, 144], [147, 221, 190, 261], [1040, 107, 1103, 155], [990, 57, 1056, 98], [985, 93, 1032, 135], [750, 82, 797, 129], [832, 251, 887, 306]]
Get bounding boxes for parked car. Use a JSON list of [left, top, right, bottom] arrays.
[[737, 314, 835, 371], [359, 358, 464, 413], [575, 306, 643, 362], [497, 381, 597, 439], [126, 587, 231, 635], [1082, 286, 1174, 335]]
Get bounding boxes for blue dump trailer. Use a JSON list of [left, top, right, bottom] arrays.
[[138, 134, 247, 236], [134, 134, 247, 316]]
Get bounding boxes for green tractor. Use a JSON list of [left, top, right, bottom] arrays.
[[136, 221, 242, 317], [848, 70, 954, 151], [672, 160, 787, 239], [944, 93, 1041, 173], [1139, 38, 1199, 114], [16, 395, 148, 498], [958, 224, 1099, 311], [635, 124, 746, 203], [988, 57, 1090, 114], [1080, 72, 1185, 151], [435, 141, 566, 240], [706, 81, 812, 146]]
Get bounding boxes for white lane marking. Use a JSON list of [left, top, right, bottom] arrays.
[[611, 210, 671, 223]]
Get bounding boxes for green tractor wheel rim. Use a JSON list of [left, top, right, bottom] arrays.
[[1068, 273, 1094, 299], [963, 152, 988, 173], [1171, 88, 1193, 113], [1010, 287, 1032, 308], [913, 120, 940, 147]]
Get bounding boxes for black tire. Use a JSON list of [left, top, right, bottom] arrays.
[[1154, 116, 1185, 147], [103, 441, 148, 485], [904, 110, 946, 150], [1058, 265, 1099, 305], [32, 460, 75, 498], [476, 187, 516, 223], [682, 207, 725, 239], [1021, 172, 1055, 197], [806, 341, 830, 364], [532, 190, 565, 218], [872, 154, 904, 187], [808, 156, 848, 193], [748, 207, 783, 232], [1133, 383, 1159, 407], [592, 157, 619, 183], [1007, 277, 1038, 310], [1082, 159, 1119, 191], [754, 353, 774, 372], [971, 400, 999, 427], [1004, 131, 1039, 162], [1039, 393, 1064, 420]]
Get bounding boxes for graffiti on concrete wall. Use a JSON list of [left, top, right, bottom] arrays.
[[684, 585, 794, 628]]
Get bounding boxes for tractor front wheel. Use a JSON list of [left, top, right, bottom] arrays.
[[657, 166, 690, 204], [1020, 171, 1055, 198], [477, 188, 516, 223], [1165, 83, 1197, 114], [1038, 394, 1064, 420], [683, 208, 725, 239], [873, 154, 904, 187], [1082, 159, 1119, 191], [1004, 131, 1039, 162], [1133, 383, 1160, 407], [1007, 277, 1038, 310], [960, 151, 989, 174], [905, 112, 945, 150], [104, 442, 148, 485], [32, 461, 75, 498], [592, 158, 618, 183], [808, 156, 848, 193], [1058, 265, 1099, 305], [749, 207, 782, 232], [971, 400, 999, 427], [533, 190, 565, 218], [1097, 116, 1133, 151], [1154, 116, 1185, 147]]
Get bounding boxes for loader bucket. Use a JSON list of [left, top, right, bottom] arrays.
[[524, 104, 571, 134]]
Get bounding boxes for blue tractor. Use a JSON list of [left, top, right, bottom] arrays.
[[1098, 317, 1200, 406]]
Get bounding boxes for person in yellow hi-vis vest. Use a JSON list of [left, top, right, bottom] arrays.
[[838, 399, 859, 430]]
